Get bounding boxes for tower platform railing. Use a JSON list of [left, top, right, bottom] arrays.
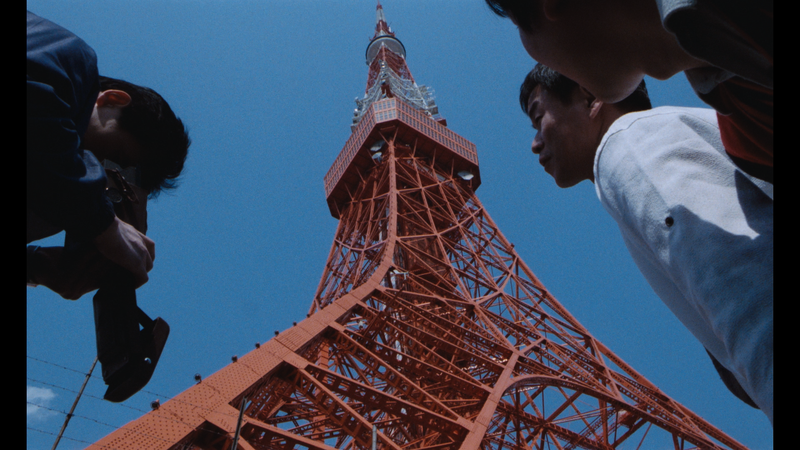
[[324, 97, 478, 201]]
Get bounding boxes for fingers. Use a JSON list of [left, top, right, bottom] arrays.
[[35, 246, 108, 300], [145, 235, 155, 271], [63, 289, 84, 301], [133, 269, 149, 289], [128, 232, 152, 288], [94, 216, 156, 288], [137, 235, 154, 287]]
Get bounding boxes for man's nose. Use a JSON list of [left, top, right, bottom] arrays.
[[531, 136, 543, 155]]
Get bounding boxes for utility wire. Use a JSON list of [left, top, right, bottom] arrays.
[[28, 401, 185, 448], [27, 354, 252, 420], [27, 353, 399, 447], [28, 372, 245, 429], [52, 356, 97, 450], [29, 401, 127, 432], [27, 378, 235, 445], [28, 426, 109, 450], [28, 355, 95, 377], [28, 376, 146, 413], [27, 364, 245, 446], [28, 425, 193, 450]]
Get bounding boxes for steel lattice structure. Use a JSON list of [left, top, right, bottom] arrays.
[[90, 3, 747, 450]]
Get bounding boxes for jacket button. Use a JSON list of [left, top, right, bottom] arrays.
[[665, 217, 674, 227]]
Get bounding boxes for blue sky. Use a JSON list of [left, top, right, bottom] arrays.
[[26, 1, 772, 448]]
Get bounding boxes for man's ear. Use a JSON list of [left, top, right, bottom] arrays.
[[96, 90, 132, 108], [588, 98, 604, 119], [578, 86, 604, 119], [541, 0, 565, 21]]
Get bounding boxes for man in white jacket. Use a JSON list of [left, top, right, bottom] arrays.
[[486, 0, 773, 184], [520, 64, 773, 424]]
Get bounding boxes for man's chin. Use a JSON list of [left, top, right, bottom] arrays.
[[590, 77, 642, 104], [554, 176, 579, 189]]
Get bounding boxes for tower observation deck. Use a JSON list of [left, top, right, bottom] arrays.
[[325, 1, 480, 219], [90, 3, 747, 449]]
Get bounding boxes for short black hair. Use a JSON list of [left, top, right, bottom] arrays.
[[485, 0, 539, 32], [98, 76, 190, 198], [520, 64, 652, 115]]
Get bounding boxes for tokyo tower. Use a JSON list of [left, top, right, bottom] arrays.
[[90, 3, 747, 449]]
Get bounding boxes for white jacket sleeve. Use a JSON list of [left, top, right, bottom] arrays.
[[593, 107, 773, 422]]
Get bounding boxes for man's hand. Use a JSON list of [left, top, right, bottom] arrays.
[[29, 246, 110, 300], [93, 216, 155, 288]]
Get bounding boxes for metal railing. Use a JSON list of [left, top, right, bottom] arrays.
[[325, 97, 478, 198]]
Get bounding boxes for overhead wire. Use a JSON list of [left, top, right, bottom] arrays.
[[28, 400, 169, 443], [29, 349, 460, 449], [28, 354, 218, 412], [28, 396, 199, 450], [28, 426, 108, 450], [27, 354, 257, 446], [27, 425, 194, 450], [28, 352, 410, 448], [27, 377, 235, 447], [27, 375, 145, 413]]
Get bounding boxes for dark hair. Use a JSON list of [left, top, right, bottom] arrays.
[[485, 0, 539, 32], [520, 63, 652, 115], [98, 76, 190, 198]]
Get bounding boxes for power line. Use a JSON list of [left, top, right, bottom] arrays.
[[27, 372, 247, 426], [27, 377, 227, 444], [28, 352, 395, 448], [27, 376, 146, 414], [27, 355, 96, 378], [28, 401, 186, 449], [28, 401, 119, 431], [27, 365, 244, 447], [27, 354, 251, 420], [28, 426, 109, 449], [28, 425, 194, 450], [51, 357, 97, 450]]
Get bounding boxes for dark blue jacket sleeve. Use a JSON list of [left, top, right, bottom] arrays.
[[26, 11, 114, 241]]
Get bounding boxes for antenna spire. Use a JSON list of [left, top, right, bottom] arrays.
[[354, 1, 444, 130], [374, 0, 393, 38]]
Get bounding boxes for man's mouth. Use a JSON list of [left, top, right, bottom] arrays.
[[539, 154, 551, 168]]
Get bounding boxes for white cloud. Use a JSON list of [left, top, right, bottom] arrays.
[[27, 386, 57, 421]]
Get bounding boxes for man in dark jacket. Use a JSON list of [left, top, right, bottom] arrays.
[[27, 11, 190, 298]]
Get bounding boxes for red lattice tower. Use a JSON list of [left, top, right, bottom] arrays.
[[90, 4, 747, 450]]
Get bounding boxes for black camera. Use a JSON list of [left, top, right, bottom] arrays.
[[91, 160, 169, 403]]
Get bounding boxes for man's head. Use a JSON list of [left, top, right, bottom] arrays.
[[521, 64, 650, 187], [486, 0, 700, 103], [84, 76, 190, 198]]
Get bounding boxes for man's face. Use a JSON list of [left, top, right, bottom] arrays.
[[526, 85, 599, 188], [512, 5, 645, 104]]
